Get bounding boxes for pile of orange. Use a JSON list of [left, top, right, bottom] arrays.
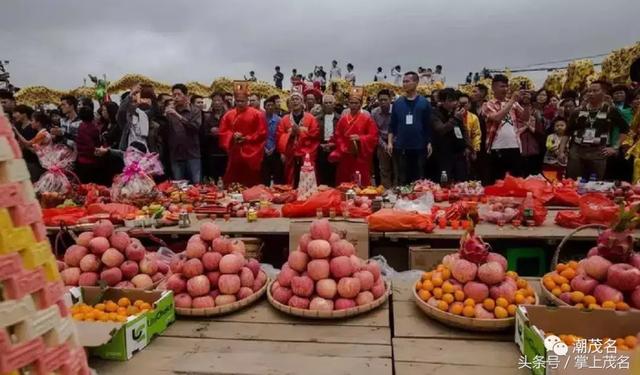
[[546, 333, 638, 351], [71, 297, 153, 322], [415, 264, 536, 319], [542, 262, 630, 311]]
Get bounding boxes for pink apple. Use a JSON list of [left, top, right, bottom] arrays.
[[570, 274, 599, 295], [606, 263, 640, 292]]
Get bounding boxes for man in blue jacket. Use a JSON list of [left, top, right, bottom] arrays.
[[387, 71, 433, 185]]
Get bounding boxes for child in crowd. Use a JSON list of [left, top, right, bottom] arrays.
[[14, 111, 52, 151], [543, 117, 570, 180]]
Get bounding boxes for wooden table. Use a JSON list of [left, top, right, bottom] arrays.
[[90, 298, 393, 375], [49, 214, 610, 241], [90, 275, 550, 374], [391, 278, 541, 375], [385, 216, 605, 241]]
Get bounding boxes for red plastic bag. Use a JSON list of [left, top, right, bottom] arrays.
[[555, 210, 586, 228], [42, 207, 86, 226], [281, 189, 342, 217], [579, 193, 618, 225], [85, 203, 138, 219], [548, 187, 580, 207], [242, 185, 274, 202], [522, 178, 554, 204], [341, 203, 371, 218], [257, 206, 281, 218], [484, 175, 528, 197], [367, 209, 434, 232], [273, 191, 297, 204], [486, 175, 555, 203]]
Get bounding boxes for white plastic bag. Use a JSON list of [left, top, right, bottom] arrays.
[[393, 191, 434, 214]]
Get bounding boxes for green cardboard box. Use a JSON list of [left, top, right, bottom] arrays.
[[515, 305, 639, 375], [66, 286, 175, 361]]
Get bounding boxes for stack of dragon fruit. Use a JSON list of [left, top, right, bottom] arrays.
[[542, 207, 640, 310], [415, 228, 537, 319], [165, 222, 268, 309], [59, 220, 168, 288], [270, 219, 386, 311]]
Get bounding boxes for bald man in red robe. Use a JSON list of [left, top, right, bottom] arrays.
[[219, 82, 267, 186], [276, 92, 320, 186], [329, 87, 378, 185]]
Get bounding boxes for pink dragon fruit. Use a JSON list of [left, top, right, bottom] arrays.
[[595, 206, 638, 263], [459, 228, 490, 265]]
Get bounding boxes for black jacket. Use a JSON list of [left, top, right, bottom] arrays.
[[431, 106, 471, 155]]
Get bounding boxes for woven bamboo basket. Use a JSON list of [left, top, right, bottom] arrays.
[[233, 237, 264, 261], [266, 279, 391, 319], [172, 276, 270, 317], [413, 283, 540, 332], [540, 223, 608, 306]]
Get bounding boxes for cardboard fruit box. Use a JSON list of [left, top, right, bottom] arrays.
[[515, 305, 640, 375], [65, 286, 175, 361]]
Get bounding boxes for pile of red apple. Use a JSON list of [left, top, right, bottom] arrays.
[[542, 220, 640, 310], [270, 219, 386, 311], [59, 220, 168, 289], [166, 222, 268, 309]]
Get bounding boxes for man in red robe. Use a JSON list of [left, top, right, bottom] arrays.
[[329, 87, 378, 185], [276, 91, 320, 186], [219, 81, 267, 186]]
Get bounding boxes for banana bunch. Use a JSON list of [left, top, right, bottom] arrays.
[[210, 77, 234, 94], [169, 191, 189, 203], [458, 78, 493, 98], [601, 42, 640, 84], [185, 81, 211, 97], [141, 203, 165, 219], [363, 82, 398, 98], [109, 74, 171, 93], [416, 81, 445, 96], [543, 70, 566, 95], [70, 86, 95, 98], [564, 59, 594, 92], [325, 79, 352, 95], [585, 72, 600, 87], [509, 76, 535, 92], [14, 86, 67, 106], [249, 81, 284, 99]]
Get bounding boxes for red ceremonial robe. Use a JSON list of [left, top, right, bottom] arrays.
[[330, 111, 378, 185], [219, 107, 267, 186], [276, 112, 320, 185]]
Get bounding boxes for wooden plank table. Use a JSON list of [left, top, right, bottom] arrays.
[[385, 215, 606, 241], [48, 214, 610, 241], [391, 278, 542, 375], [90, 298, 393, 375]]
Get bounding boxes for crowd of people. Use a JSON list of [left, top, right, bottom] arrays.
[[268, 61, 448, 90], [1, 70, 639, 190]]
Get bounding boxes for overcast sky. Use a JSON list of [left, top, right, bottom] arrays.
[[1, 0, 639, 91]]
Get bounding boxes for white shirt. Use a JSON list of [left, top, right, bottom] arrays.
[[374, 72, 386, 82], [491, 115, 519, 150], [330, 67, 342, 80], [391, 69, 402, 85], [432, 73, 445, 83], [127, 108, 149, 148], [344, 71, 356, 84], [420, 74, 434, 85], [323, 114, 335, 141]]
